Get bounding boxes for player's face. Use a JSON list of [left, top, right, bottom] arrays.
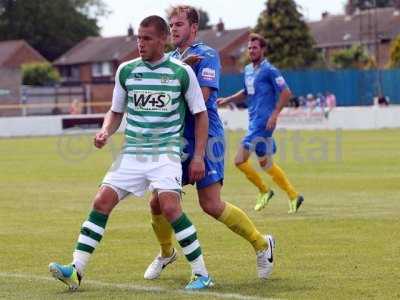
[[137, 25, 166, 62], [248, 40, 264, 63], [169, 13, 195, 48]]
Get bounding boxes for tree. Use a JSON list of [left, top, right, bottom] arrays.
[[0, 0, 108, 61], [22, 62, 60, 86], [71, 0, 110, 18], [198, 8, 211, 30], [345, 0, 400, 13], [388, 35, 400, 68], [254, 0, 318, 69], [331, 44, 375, 69]]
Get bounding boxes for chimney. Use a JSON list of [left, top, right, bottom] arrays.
[[216, 18, 224, 34], [345, 0, 356, 15], [394, 0, 400, 14], [321, 11, 329, 19], [127, 24, 134, 37]]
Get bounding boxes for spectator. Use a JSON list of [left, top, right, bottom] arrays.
[[306, 93, 316, 110], [377, 95, 390, 106], [298, 95, 306, 107], [69, 99, 82, 114], [316, 93, 326, 108], [289, 96, 300, 108], [324, 91, 336, 118], [52, 106, 62, 115], [325, 91, 336, 109]]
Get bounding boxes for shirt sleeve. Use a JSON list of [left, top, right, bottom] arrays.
[[182, 64, 207, 114], [111, 64, 127, 113], [268, 67, 289, 94], [243, 72, 248, 95], [196, 49, 220, 91]]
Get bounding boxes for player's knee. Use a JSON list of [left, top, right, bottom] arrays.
[[161, 206, 178, 221], [93, 195, 112, 214], [200, 201, 217, 217], [199, 196, 223, 218], [259, 156, 272, 169], [234, 157, 245, 167], [159, 198, 180, 221], [259, 159, 267, 168], [92, 188, 118, 214]]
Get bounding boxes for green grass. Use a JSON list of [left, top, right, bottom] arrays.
[[1, 129, 399, 299]]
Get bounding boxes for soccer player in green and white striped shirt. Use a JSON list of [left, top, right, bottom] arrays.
[[49, 15, 213, 291]]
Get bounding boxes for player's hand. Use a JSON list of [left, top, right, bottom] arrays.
[[266, 112, 278, 130], [94, 131, 109, 149], [183, 54, 204, 66], [217, 97, 227, 107], [188, 156, 205, 183]]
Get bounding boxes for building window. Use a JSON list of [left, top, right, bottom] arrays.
[[60, 65, 80, 81], [71, 66, 80, 79], [92, 62, 112, 77]]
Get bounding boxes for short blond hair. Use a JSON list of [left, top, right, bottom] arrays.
[[249, 33, 267, 48], [167, 5, 199, 25]]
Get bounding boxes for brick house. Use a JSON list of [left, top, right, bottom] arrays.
[[308, 7, 400, 67], [53, 24, 249, 112], [0, 39, 47, 68], [53, 32, 139, 112], [197, 22, 249, 73], [0, 40, 47, 116]]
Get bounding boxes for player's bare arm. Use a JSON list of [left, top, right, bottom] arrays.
[[266, 88, 292, 130], [94, 110, 124, 149], [201, 86, 212, 103], [217, 89, 247, 106], [189, 110, 208, 183]]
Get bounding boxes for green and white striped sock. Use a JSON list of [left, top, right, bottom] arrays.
[[171, 213, 208, 277], [72, 210, 108, 274]]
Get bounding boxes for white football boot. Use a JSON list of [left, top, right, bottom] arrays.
[[144, 248, 178, 280], [256, 235, 275, 279]]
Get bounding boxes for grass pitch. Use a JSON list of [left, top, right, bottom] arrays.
[[0, 129, 399, 299]]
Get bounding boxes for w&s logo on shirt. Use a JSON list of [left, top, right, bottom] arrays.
[[128, 90, 173, 112]]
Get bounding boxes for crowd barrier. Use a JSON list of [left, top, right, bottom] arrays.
[[0, 106, 399, 137]]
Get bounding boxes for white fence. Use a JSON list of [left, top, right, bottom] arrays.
[[0, 106, 399, 137], [219, 106, 400, 131]]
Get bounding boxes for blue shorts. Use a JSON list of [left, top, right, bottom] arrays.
[[182, 136, 224, 189], [242, 130, 277, 157]]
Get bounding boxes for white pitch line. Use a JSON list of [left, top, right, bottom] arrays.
[[0, 272, 278, 300]]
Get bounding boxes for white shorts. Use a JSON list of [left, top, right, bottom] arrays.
[[101, 154, 182, 199]]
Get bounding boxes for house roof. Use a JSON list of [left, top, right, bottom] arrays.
[[0, 40, 46, 67], [309, 7, 400, 48], [53, 35, 138, 65], [54, 27, 249, 66], [197, 27, 249, 52]]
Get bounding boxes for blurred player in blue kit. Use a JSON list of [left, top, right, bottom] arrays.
[[218, 33, 304, 213]]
